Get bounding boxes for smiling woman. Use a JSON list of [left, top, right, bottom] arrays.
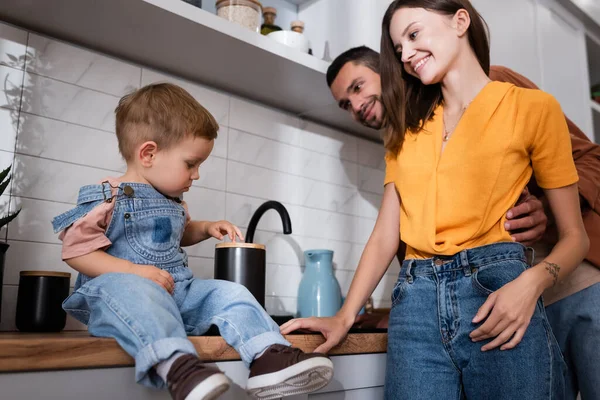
[[281, 1, 589, 399], [380, 0, 489, 154]]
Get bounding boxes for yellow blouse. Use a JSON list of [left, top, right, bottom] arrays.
[[385, 82, 578, 259]]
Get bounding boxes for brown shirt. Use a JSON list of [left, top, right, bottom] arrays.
[[489, 65, 600, 269]]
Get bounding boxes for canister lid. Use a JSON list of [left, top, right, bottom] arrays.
[[263, 6, 277, 15], [291, 20, 304, 29], [20, 271, 72, 278], [215, 242, 265, 250], [216, 0, 263, 9]]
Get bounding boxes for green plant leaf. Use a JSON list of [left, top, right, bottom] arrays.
[[0, 165, 11, 183], [0, 208, 20, 229], [0, 174, 10, 197]]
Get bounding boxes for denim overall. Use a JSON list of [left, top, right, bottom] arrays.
[[52, 182, 288, 388], [384, 242, 566, 400]]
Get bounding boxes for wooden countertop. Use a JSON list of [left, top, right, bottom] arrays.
[[0, 331, 387, 373]]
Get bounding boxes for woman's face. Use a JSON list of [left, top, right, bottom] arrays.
[[389, 7, 464, 85]]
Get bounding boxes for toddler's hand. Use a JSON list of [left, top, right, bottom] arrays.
[[130, 264, 175, 295], [206, 220, 244, 242]]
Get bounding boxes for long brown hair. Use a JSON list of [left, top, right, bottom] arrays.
[[380, 0, 490, 154]]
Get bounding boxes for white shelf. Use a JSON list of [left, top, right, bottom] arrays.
[[0, 0, 378, 141], [592, 100, 600, 114]]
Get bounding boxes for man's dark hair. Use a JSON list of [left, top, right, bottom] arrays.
[[326, 46, 381, 87]]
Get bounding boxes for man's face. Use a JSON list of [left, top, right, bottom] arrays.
[[330, 62, 384, 130]]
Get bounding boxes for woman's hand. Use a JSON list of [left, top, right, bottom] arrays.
[[280, 315, 354, 353], [469, 269, 544, 351]]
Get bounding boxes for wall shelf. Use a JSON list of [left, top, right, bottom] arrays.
[[0, 0, 379, 142]]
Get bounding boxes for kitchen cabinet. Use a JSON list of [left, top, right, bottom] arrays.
[[472, 0, 542, 87], [0, 353, 387, 399]]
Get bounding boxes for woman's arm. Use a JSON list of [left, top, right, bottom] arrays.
[[470, 183, 588, 351], [524, 183, 589, 289], [280, 182, 401, 352]]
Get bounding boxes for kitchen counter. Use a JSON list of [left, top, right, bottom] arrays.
[[0, 331, 387, 373]]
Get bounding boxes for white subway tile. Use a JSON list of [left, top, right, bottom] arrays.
[[248, 229, 357, 272], [26, 34, 140, 97], [357, 137, 386, 170], [297, 119, 358, 162], [265, 296, 297, 317], [16, 114, 123, 171], [229, 97, 301, 145], [12, 154, 111, 204], [372, 273, 397, 301], [187, 256, 214, 280], [230, 97, 358, 163], [266, 263, 302, 298], [141, 69, 230, 127], [228, 129, 357, 188], [0, 107, 19, 152], [181, 186, 226, 258], [212, 126, 228, 159], [0, 65, 24, 110], [0, 195, 10, 240], [355, 191, 381, 220], [193, 155, 226, 191], [0, 22, 28, 70], [7, 197, 70, 244], [226, 161, 358, 216], [3, 241, 73, 286], [358, 165, 385, 195], [22, 73, 118, 132]]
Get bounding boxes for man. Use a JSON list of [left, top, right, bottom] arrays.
[[327, 46, 600, 400]]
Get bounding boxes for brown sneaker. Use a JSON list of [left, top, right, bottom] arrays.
[[167, 354, 230, 400], [246, 344, 334, 399]]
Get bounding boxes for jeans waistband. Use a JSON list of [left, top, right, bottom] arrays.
[[400, 242, 528, 278]]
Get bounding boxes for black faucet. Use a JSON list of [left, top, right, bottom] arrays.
[[245, 201, 292, 243]]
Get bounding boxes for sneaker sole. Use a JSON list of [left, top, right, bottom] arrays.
[[246, 358, 334, 400], [184, 373, 231, 400]]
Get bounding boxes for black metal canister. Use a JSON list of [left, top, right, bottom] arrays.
[[16, 271, 71, 332], [214, 243, 266, 308]]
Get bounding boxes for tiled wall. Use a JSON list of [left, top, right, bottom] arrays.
[[0, 21, 399, 331]]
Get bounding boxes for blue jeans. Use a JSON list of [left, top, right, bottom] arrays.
[[63, 266, 290, 388], [385, 243, 566, 399], [546, 282, 600, 400]]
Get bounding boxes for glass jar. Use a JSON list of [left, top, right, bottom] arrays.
[[261, 6, 282, 35], [216, 0, 262, 32]]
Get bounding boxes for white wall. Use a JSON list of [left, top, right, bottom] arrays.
[[0, 21, 397, 331]]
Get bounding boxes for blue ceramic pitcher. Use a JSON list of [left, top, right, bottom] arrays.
[[297, 249, 342, 318]]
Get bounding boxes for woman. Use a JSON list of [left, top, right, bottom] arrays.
[[281, 1, 589, 398]]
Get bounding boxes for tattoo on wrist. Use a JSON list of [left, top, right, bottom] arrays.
[[543, 261, 560, 286]]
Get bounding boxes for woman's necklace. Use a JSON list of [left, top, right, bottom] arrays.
[[442, 101, 471, 142]]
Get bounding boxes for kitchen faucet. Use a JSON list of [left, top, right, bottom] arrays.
[[245, 200, 292, 243]]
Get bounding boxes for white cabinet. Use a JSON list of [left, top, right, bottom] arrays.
[[472, 0, 542, 87], [536, 0, 594, 139], [298, 0, 392, 60]]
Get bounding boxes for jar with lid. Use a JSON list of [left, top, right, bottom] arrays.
[[260, 7, 282, 35], [290, 20, 312, 55], [216, 0, 263, 32]]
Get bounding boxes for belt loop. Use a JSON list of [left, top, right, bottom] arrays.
[[460, 250, 471, 277], [525, 247, 535, 267], [406, 260, 414, 283]]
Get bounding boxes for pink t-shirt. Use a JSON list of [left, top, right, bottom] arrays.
[[59, 178, 190, 260]]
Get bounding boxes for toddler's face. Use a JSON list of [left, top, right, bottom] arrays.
[[147, 136, 214, 198]]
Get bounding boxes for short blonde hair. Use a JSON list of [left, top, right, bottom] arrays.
[[115, 83, 219, 161]]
